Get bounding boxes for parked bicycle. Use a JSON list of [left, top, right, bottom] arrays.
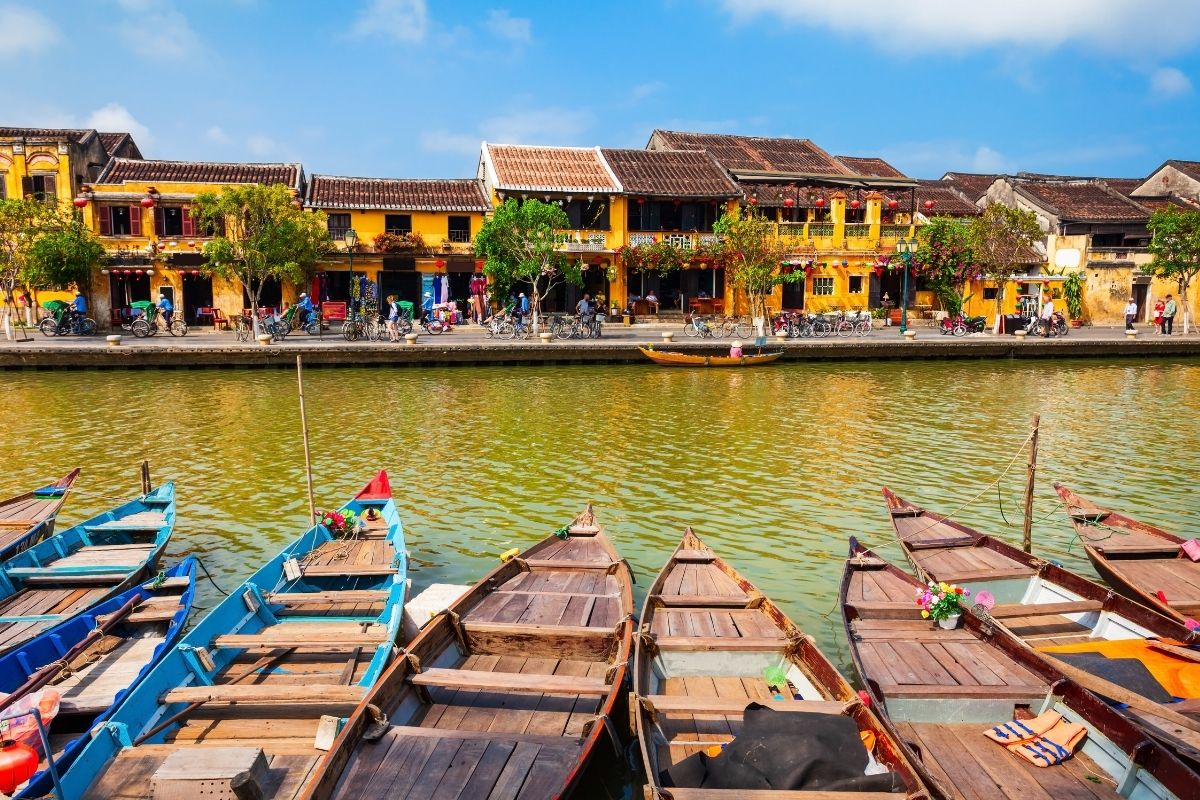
[[129, 302, 187, 338], [683, 313, 719, 338], [719, 316, 753, 339], [552, 312, 602, 340], [830, 310, 871, 338]]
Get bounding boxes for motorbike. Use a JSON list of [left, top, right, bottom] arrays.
[[939, 313, 988, 336], [1023, 311, 1068, 337]]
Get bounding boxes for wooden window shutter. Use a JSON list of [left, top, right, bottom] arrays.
[[21, 176, 33, 198], [130, 205, 142, 236], [182, 206, 195, 237], [155, 207, 165, 237], [98, 205, 112, 236], [41, 174, 56, 202]]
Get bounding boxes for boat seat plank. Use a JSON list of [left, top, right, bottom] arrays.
[[657, 595, 752, 608], [147, 576, 190, 591], [84, 512, 166, 531], [652, 635, 789, 651], [379, 726, 585, 746], [267, 590, 390, 604], [662, 791, 905, 799], [991, 600, 1104, 618], [213, 632, 385, 648], [520, 558, 613, 570], [161, 683, 366, 704], [905, 536, 976, 550], [929, 567, 1035, 582], [409, 668, 609, 695], [644, 696, 843, 715], [673, 551, 715, 563], [876, 682, 1047, 699], [298, 564, 397, 577]]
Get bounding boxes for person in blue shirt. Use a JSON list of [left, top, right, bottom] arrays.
[[157, 293, 173, 327], [421, 291, 434, 321], [296, 292, 315, 326], [71, 291, 86, 314], [519, 292, 530, 315]]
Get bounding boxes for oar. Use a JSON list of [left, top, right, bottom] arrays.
[[1040, 653, 1200, 736], [1, 593, 142, 707], [133, 647, 295, 745]]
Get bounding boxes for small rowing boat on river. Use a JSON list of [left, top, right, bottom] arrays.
[[0, 482, 175, 656], [841, 538, 1200, 800], [1054, 484, 1200, 626], [0, 468, 80, 561], [304, 505, 633, 800], [58, 471, 406, 800], [638, 345, 783, 367], [634, 528, 927, 797], [1, 558, 196, 799]]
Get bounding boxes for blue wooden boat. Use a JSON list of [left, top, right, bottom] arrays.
[[0, 468, 80, 561], [0, 558, 197, 799], [0, 482, 175, 656], [60, 471, 406, 800]]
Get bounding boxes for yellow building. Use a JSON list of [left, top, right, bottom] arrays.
[[83, 158, 304, 327], [304, 175, 491, 316], [0, 127, 140, 207]]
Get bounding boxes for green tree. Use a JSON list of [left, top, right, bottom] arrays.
[[913, 217, 975, 314], [1145, 206, 1200, 334], [24, 212, 105, 299], [0, 198, 57, 338], [710, 207, 794, 324], [191, 184, 329, 333], [474, 198, 580, 331], [970, 204, 1042, 328]]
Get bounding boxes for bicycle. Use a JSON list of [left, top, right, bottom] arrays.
[[233, 313, 253, 343], [39, 308, 97, 337], [683, 313, 718, 338], [281, 305, 321, 336], [719, 316, 753, 339], [341, 312, 370, 341], [131, 306, 188, 338]]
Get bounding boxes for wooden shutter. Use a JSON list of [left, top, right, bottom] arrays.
[[41, 174, 56, 202], [130, 205, 142, 236], [21, 176, 33, 198], [182, 206, 195, 237], [155, 207, 165, 237], [98, 205, 112, 236]]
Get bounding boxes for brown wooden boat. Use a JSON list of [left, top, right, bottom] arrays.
[[304, 505, 634, 800], [884, 487, 1200, 766], [638, 345, 783, 367], [841, 538, 1200, 800], [634, 528, 928, 798], [1054, 483, 1200, 626], [0, 468, 80, 560]]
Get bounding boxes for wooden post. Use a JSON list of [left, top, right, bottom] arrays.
[[1022, 414, 1040, 553], [296, 356, 317, 526], [140, 459, 151, 495]]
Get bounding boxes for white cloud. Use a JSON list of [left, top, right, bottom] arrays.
[[352, 0, 428, 43], [85, 103, 153, 147], [246, 135, 277, 157], [485, 9, 531, 45], [1150, 66, 1193, 99], [205, 126, 231, 144], [116, 4, 202, 60], [480, 108, 591, 145], [0, 5, 59, 58], [631, 81, 666, 101], [419, 131, 480, 156], [971, 145, 1006, 173], [720, 1, 1200, 53]]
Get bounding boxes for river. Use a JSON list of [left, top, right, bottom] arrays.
[[2, 358, 1197, 674]]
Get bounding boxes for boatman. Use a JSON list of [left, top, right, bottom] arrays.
[[157, 293, 173, 327]]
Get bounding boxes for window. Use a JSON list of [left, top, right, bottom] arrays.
[[1091, 233, 1123, 247], [848, 275, 864, 294], [385, 214, 412, 234], [813, 277, 835, 296], [0, 174, 6, 200], [983, 287, 998, 300], [448, 216, 471, 243], [155, 206, 196, 238], [564, 199, 610, 230], [21, 174, 57, 204], [328, 213, 351, 240], [98, 205, 142, 236]]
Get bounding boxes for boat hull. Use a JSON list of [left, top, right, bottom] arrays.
[[638, 345, 783, 367]]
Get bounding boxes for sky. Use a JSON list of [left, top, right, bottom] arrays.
[[3, 0, 1199, 181]]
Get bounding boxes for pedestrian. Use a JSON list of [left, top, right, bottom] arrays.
[[1123, 298, 1138, 331], [1153, 298, 1165, 334], [1163, 294, 1177, 335], [157, 293, 173, 327], [1039, 294, 1054, 337], [421, 291, 434, 322], [385, 294, 400, 342]]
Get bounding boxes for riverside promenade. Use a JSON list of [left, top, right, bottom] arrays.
[[2, 322, 1198, 369]]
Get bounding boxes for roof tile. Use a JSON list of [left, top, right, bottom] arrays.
[[98, 158, 302, 188], [940, 172, 1001, 201], [652, 130, 851, 176], [308, 175, 489, 211], [600, 149, 738, 197], [0, 127, 96, 143], [835, 156, 907, 179], [1014, 179, 1149, 222], [486, 145, 617, 192]]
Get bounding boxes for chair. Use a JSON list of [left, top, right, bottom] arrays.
[[713, 299, 725, 315], [109, 308, 126, 327], [194, 306, 214, 326], [210, 308, 228, 330]]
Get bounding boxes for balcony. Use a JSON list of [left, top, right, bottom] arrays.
[[624, 232, 719, 250], [1087, 246, 1149, 265], [557, 230, 610, 252], [845, 224, 872, 239], [447, 229, 471, 244]]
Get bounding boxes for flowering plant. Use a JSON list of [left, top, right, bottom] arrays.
[[916, 581, 969, 621], [318, 508, 358, 536]]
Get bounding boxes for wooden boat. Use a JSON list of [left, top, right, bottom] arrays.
[[639, 345, 783, 367], [884, 487, 1200, 766], [1054, 484, 1200, 626], [1, 557, 197, 799], [841, 538, 1200, 800], [634, 528, 928, 798], [0, 468, 80, 561], [56, 471, 407, 800], [0, 482, 175, 656], [304, 505, 634, 800]]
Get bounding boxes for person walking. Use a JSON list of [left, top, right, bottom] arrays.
[[1123, 298, 1139, 331], [1039, 295, 1055, 338], [1164, 294, 1177, 335], [1153, 298, 1165, 334], [385, 294, 400, 342]]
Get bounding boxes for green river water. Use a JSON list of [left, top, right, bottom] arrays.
[[2, 359, 1198, 675]]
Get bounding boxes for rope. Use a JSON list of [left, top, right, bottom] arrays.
[[195, 556, 232, 597]]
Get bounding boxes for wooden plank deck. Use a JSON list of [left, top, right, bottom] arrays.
[[0, 586, 109, 652], [908, 544, 1034, 583], [1107, 559, 1200, 604], [464, 570, 622, 630], [55, 636, 165, 714]]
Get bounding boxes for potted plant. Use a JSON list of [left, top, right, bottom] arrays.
[[1062, 271, 1085, 327], [916, 580, 970, 629]]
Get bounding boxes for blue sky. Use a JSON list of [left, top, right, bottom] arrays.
[[3, 0, 1199, 180]]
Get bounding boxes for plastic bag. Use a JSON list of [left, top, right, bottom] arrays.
[[0, 688, 60, 756]]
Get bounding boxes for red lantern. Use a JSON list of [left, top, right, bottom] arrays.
[[190, 269, 200, 276], [710, 199, 718, 206], [815, 198, 826, 208], [0, 740, 38, 795], [888, 199, 899, 210], [672, 198, 681, 207], [850, 199, 861, 210], [140, 196, 156, 209], [636, 197, 646, 205], [748, 197, 757, 206], [923, 200, 936, 211], [135, 269, 144, 276], [804, 265, 814, 277], [783, 197, 795, 208], [435, 259, 446, 268], [73, 197, 88, 208], [874, 265, 885, 277], [593, 255, 603, 265]]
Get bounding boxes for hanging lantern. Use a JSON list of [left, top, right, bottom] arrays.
[[699, 259, 708, 270], [122, 269, 133, 275], [637, 197, 646, 205], [804, 265, 814, 277], [710, 199, 719, 206], [924, 200, 936, 211], [888, 199, 899, 210], [187, 240, 196, 248], [191, 269, 200, 276], [593, 255, 603, 265], [140, 196, 156, 209], [135, 269, 144, 276], [850, 199, 861, 210], [815, 198, 826, 208], [0, 739, 38, 795], [748, 196, 757, 206], [783, 197, 795, 208], [100, 269, 109, 275], [874, 264, 885, 278], [672, 198, 682, 207], [435, 259, 446, 268], [73, 196, 88, 208]]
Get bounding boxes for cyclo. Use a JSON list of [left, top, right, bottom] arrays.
[[280, 303, 321, 336], [129, 300, 188, 337], [39, 299, 97, 337]]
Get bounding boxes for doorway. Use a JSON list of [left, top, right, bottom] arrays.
[[1133, 280, 1150, 320], [378, 271, 423, 315], [109, 272, 151, 325], [181, 274, 213, 324], [782, 276, 805, 310]]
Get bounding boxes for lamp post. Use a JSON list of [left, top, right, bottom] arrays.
[[344, 229, 358, 314], [895, 237, 917, 334]]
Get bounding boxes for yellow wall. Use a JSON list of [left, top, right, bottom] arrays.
[[314, 207, 488, 251], [0, 144, 74, 205]]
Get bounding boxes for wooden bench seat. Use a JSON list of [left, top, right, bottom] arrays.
[[877, 683, 1047, 699], [408, 667, 608, 695], [161, 684, 366, 705], [935, 567, 1034, 582], [643, 696, 843, 716], [520, 558, 613, 570], [657, 594, 753, 608], [905, 537, 975, 551], [381, 726, 585, 746], [147, 577, 190, 591], [652, 635, 788, 651], [1098, 545, 1182, 557], [9, 566, 135, 584], [663, 790, 902, 799], [672, 551, 715, 563], [267, 589, 390, 605], [298, 564, 397, 577], [213, 628, 387, 648], [991, 600, 1103, 618]]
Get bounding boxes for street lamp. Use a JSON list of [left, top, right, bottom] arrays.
[[895, 237, 917, 333], [344, 229, 358, 314]]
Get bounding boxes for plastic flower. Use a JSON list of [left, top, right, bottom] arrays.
[[921, 610, 930, 618]]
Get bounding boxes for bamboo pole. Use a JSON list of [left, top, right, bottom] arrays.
[[140, 459, 151, 495], [1022, 414, 1040, 553], [297, 356, 317, 526]]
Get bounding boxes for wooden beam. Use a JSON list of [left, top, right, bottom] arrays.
[[661, 790, 904, 799], [876, 683, 1047, 699], [520, 558, 613, 570], [266, 590, 390, 605], [657, 595, 751, 608], [381, 726, 585, 747], [643, 696, 843, 716], [991, 600, 1103, 619], [652, 636, 788, 651], [161, 684, 366, 705], [408, 668, 608, 695]]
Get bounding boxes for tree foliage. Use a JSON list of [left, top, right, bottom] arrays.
[[192, 184, 329, 321], [474, 198, 580, 328], [24, 213, 105, 295], [969, 204, 1041, 320], [0, 198, 56, 307], [1146, 206, 1200, 333], [710, 207, 794, 321], [913, 217, 976, 314]]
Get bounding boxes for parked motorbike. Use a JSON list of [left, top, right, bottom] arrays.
[[1023, 312, 1068, 337], [939, 314, 987, 336]]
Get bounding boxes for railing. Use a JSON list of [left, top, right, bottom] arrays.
[[447, 229, 471, 243], [777, 223, 807, 240], [558, 231, 609, 252], [1087, 247, 1147, 263], [328, 228, 350, 241], [845, 224, 873, 239], [809, 223, 835, 238], [628, 233, 657, 247], [385, 228, 412, 236], [880, 224, 911, 239]]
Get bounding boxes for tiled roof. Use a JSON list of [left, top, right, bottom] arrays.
[[600, 149, 738, 197], [909, 181, 981, 217], [0, 127, 96, 143], [940, 172, 1001, 202], [1099, 178, 1142, 197], [652, 130, 851, 176], [835, 156, 907, 179], [97, 132, 141, 159], [485, 144, 618, 192], [1013, 179, 1149, 222], [308, 175, 489, 211], [740, 183, 835, 208], [1136, 195, 1200, 212], [97, 158, 303, 188], [1165, 160, 1200, 182]]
